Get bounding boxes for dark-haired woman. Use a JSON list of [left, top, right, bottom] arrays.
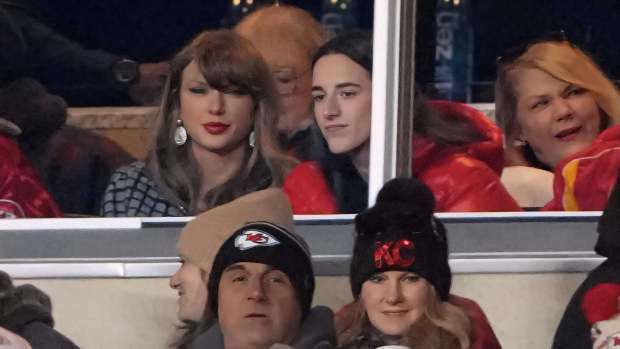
[[284, 31, 520, 213], [101, 30, 293, 217]]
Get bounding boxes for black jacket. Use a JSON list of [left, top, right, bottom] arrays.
[[552, 173, 620, 348], [189, 306, 336, 349]]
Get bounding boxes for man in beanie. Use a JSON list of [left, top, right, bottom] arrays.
[[552, 173, 620, 349], [172, 188, 335, 349]]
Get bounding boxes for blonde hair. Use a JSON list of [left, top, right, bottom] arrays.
[[235, 4, 328, 61], [338, 287, 471, 349], [495, 40, 620, 148]]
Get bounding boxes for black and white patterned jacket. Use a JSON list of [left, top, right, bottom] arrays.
[[100, 161, 187, 217]]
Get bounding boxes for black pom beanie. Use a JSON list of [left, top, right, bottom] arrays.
[[349, 177, 452, 301], [207, 221, 315, 318]]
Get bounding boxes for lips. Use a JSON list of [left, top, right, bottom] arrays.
[[203, 122, 230, 135], [382, 310, 408, 316], [245, 313, 267, 318], [323, 124, 347, 133], [555, 126, 582, 141]]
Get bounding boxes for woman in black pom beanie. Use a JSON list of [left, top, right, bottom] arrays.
[[338, 177, 471, 349]]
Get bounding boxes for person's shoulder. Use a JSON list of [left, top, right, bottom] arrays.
[[285, 161, 328, 189], [113, 161, 146, 175], [287, 161, 323, 177], [421, 152, 497, 183], [108, 161, 150, 185], [284, 161, 339, 214]]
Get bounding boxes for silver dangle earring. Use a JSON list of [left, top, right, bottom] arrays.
[[248, 130, 256, 148], [174, 119, 187, 146]]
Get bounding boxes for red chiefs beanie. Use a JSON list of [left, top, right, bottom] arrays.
[[349, 177, 451, 301], [582, 283, 620, 325]]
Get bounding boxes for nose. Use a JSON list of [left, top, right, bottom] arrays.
[[170, 268, 181, 290], [208, 90, 225, 115], [552, 98, 574, 121], [322, 93, 340, 120], [247, 277, 267, 302], [385, 279, 404, 305]]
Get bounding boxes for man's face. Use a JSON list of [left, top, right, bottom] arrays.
[[218, 262, 302, 349], [169, 259, 208, 321]]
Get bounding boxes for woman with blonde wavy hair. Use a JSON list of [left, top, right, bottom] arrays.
[[101, 29, 293, 216], [495, 35, 620, 209], [338, 177, 472, 349]]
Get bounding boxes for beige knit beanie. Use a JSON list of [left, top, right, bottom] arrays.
[[176, 188, 295, 272]]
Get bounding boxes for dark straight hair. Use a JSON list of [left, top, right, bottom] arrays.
[[312, 30, 373, 74]]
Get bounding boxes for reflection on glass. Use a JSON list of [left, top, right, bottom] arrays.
[[432, 0, 473, 101]]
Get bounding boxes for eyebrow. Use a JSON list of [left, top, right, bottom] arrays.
[[223, 264, 247, 274], [561, 84, 578, 94], [185, 79, 207, 85], [335, 82, 362, 89], [311, 82, 362, 92], [222, 263, 277, 274]]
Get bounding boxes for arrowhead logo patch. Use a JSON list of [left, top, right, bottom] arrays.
[[235, 230, 281, 250]]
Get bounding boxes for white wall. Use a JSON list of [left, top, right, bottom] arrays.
[[17, 273, 586, 349]]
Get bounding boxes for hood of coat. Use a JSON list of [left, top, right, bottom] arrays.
[[189, 306, 336, 349], [596, 171, 620, 259], [412, 100, 504, 177], [0, 303, 54, 333]]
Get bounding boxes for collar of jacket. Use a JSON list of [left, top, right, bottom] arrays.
[[189, 306, 336, 349]]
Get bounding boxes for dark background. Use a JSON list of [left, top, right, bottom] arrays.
[[24, 0, 620, 103]]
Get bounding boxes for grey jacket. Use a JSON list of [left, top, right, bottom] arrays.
[[189, 306, 336, 349]]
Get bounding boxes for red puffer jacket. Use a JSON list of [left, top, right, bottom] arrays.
[[414, 101, 520, 212], [544, 124, 620, 211], [0, 134, 62, 218], [284, 101, 520, 213]]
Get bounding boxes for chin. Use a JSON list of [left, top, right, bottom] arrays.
[[377, 326, 408, 337], [328, 143, 353, 155]]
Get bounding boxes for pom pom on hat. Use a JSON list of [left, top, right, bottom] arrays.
[[355, 177, 436, 239]]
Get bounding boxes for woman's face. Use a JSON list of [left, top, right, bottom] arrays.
[[512, 67, 603, 168], [169, 259, 208, 321], [312, 53, 372, 155], [360, 271, 431, 337], [179, 60, 255, 155]]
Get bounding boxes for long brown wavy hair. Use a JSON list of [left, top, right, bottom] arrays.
[[338, 286, 471, 349], [146, 29, 294, 214]]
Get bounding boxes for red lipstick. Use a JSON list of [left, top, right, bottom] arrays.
[[203, 122, 229, 135]]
